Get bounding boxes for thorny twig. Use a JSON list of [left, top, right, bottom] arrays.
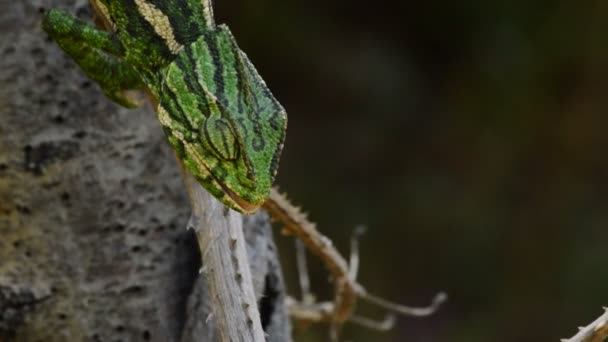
[[264, 187, 446, 332], [562, 308, 608, 342]]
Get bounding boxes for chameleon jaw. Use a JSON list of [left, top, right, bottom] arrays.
[[175, 131, 262, 214], [202, 161, 262, 214], [223, 185, 262, 214]]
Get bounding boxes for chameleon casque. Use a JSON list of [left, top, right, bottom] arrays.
[[42, 0, 287, 214]]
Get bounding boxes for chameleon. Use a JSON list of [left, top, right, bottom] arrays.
[[42, 0, 287, 214]]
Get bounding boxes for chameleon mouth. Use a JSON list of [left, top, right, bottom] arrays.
[[223, 186, 261, 214], [206, 168, 261, 213]]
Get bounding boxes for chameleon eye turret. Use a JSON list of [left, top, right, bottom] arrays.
[[200, 114, 239, 160]]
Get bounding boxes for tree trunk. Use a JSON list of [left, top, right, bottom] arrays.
[[0, 1, 292, 341]]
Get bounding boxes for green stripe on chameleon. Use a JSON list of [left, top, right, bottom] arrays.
[[174, 55, 210, 124], [164, 62, 206, 128], [213, 28, 245, 118], [203, 32, 226, 104]]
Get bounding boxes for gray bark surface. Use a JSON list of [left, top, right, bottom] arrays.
[[0, 1, 291, 341]]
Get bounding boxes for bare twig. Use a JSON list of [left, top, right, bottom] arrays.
[[349, 225, 366, 281], [562, 308, 608, 342], [295, 239, 313, 304], [359, 291, 447, 317], [350, 314, 396, 332], [181, 164, 266, 342]]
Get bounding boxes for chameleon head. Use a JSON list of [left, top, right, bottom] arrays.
[[155, 26, 287, 214]]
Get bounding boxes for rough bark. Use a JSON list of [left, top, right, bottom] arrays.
[[0, 1, 291, 341]]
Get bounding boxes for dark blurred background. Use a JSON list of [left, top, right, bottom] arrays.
[[216, 1, 608, 341]]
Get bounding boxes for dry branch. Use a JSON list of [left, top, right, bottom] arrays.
[[562, 308, 608, 342], [181, 165, 266, 342], [264, 188, 446, 329]]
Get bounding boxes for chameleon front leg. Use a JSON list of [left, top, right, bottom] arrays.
[[42, 9, 144, 108]]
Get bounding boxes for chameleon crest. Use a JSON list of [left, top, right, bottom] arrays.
[[42, 0, 287, 213]]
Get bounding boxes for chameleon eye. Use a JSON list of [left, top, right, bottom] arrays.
[[200, 114, 239, 160]]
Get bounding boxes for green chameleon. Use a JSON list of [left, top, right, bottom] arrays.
[[42, 0, 287, 214]]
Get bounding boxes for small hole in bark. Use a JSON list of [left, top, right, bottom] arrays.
[[142, 330, 151, 340], [16, 204, 31, 215], [60, 192, 70, 201], [115, 325, 125, 332], [52, 115, 65, 124], [123, 285, 144, 295], [131, 246, 142, 253], [30, 47, 43, 57], [73, 131, 87, 139]]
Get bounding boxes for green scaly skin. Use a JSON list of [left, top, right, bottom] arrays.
[[42, 0, 287, 214]]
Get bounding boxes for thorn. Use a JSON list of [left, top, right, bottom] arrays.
[[243, 302, 250, 309], [187, 214, 196, 231], [229, 237, 237, 249], [199, 266, 207, 274], [603, 306, 608, 311], [578, 326, 585, 330], [205, 313, 213, 324]]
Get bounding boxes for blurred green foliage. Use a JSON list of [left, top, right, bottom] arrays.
[[216, 0, 608, 340]]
